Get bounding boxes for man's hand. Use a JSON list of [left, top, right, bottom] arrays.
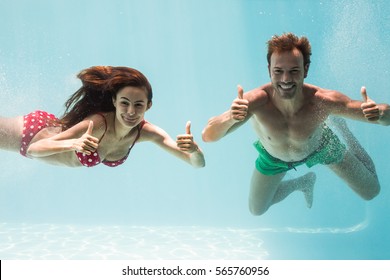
[[230, 85, 249, 122], [361, 86, 381, 121]]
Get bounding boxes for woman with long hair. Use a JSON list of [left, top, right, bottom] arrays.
[[0, 66, 205, 168]]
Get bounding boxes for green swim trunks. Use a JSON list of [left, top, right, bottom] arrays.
[[254, 125, 346, 175]]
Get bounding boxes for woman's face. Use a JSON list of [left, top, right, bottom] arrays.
[[112, 86, 151, 128]]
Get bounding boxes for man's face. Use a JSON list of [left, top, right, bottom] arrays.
[[268, 49, 307, 100]]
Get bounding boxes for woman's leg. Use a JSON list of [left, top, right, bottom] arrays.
[[0, 116, 24, 152]]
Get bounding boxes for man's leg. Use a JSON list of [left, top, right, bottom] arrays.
[[248, 170, 316, 216], [329, 117, 377, 175], [327, 117, 380, 199], [328, 150, 380, 200]]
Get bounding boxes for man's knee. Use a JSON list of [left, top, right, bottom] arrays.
[[361, 184, 380, 201], [249, 203, 269, 216]]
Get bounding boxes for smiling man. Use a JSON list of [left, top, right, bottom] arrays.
[[202, 33, 390, 215]]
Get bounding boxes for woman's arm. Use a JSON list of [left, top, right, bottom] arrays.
[[26, 114, 105, 158], [145, 122, 205, 168]]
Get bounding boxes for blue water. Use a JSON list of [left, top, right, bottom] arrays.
[[0, 0, 389, 259]]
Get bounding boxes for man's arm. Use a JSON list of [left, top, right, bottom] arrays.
[[202, 85, 250, 142], [329, 87, 390, 126]]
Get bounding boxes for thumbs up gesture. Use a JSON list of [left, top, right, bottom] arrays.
[[74, 121, 99, 154], [177, 121, 199, 153], [361, 86, 381, 121], [230, 85, 249, 122]]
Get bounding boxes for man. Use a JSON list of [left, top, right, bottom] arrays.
[[202, 33, 389, 215]]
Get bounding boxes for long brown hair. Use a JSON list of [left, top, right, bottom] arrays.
[[60, 66, 153, 129]]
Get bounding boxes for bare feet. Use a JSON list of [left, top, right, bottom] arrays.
[[300, 172, 316, 208]]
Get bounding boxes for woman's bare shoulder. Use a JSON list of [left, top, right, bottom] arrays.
[[138, 121, 165, 142]]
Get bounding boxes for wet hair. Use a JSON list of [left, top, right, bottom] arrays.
[[266, 33, 312, 67], [60, 66, 153, 129]]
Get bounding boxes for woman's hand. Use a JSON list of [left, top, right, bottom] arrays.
[[73, 121, 99, 154], [176, 121, 200, 153]]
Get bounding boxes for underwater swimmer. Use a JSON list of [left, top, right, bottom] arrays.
[[202, 32, 389, 215], [0, 66, 205, 168]]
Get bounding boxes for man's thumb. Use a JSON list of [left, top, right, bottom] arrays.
[[237, 85, 244, 99], [361, 86, 368, 102], [185, 121, 191, 134]]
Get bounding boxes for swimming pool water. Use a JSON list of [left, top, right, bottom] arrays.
[[0, 0, 389, 260]]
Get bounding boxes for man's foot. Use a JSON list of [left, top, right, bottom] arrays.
[[300, 172, 316, 208]]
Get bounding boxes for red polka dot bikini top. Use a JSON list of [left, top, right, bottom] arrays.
[[75, 114, 146, 167]]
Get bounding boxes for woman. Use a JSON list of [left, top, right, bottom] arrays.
[[0, 66, 205, 168]]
